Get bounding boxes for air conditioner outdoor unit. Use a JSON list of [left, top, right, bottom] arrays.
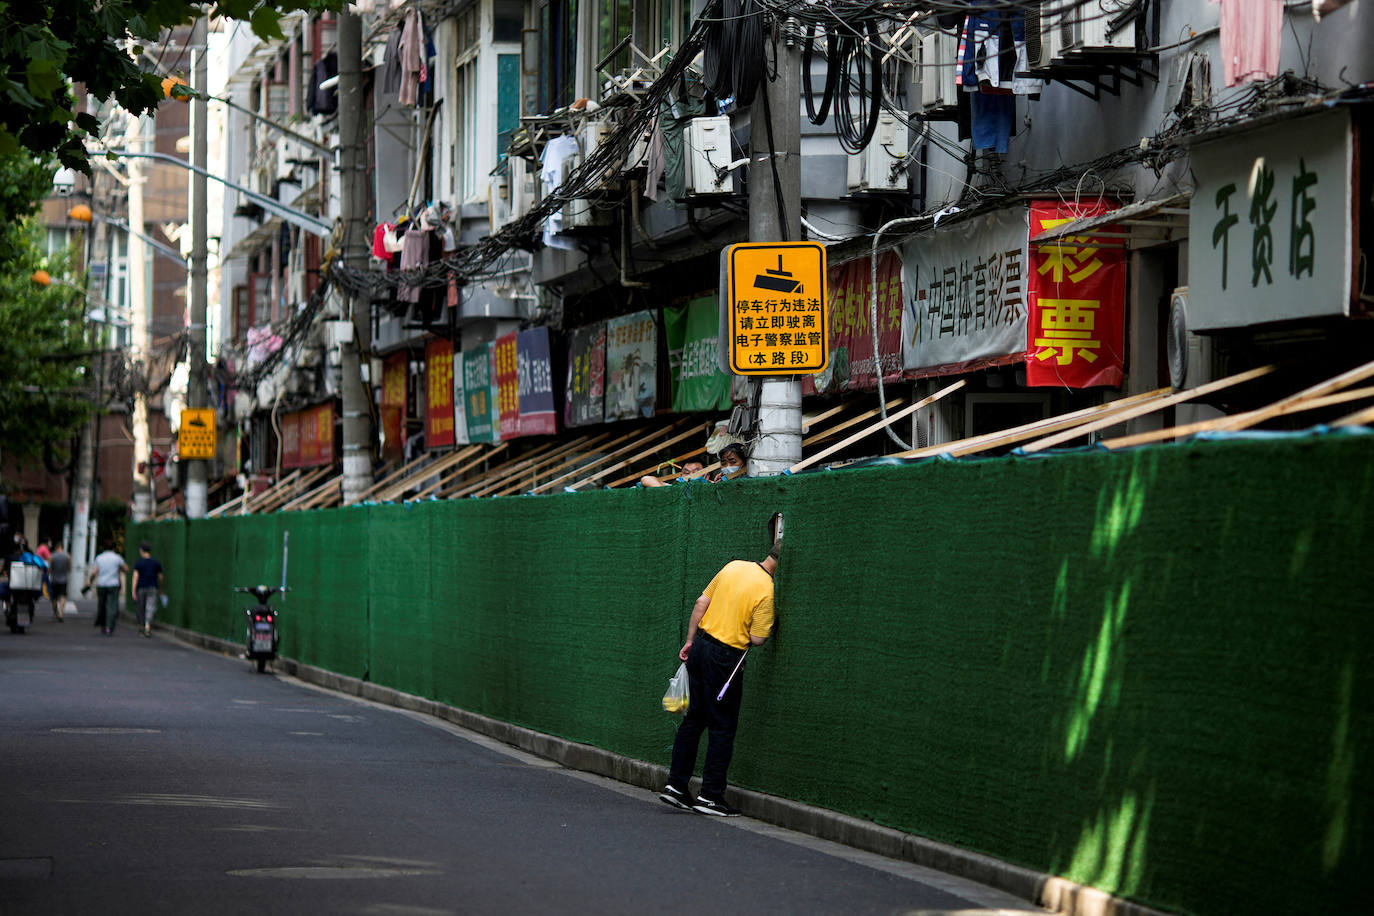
[[578, 114, 617, 191], [1166, 287, 1214, 390], [1024, 2, 1065, 69], [509, 156, 535, 221], [489, 171, 514, 230], [846, 111, 910, 193], [1059, 0, 1139, 53], [276, 140, 299, 180], [919, 30, 958, 110], [683, 116, 736, 195]]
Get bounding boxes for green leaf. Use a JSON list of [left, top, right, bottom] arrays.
[[249, 6, 286, 41]]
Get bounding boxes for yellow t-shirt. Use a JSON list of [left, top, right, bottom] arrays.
[[699, 560, 775, 650]]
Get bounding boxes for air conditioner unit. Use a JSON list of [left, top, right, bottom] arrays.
[[578, 114, 617, 192], [276, 141, 297, 181], [683, 116, 736, 196], [1166, 287, 1214, 390], [1024, 2, 1065, 69], [509, 156, 535, 221], [1059, 0, 1139, 53], [846, 111, 910, 193], [919, 30, 958, 110], [489, 171, 514, 230]]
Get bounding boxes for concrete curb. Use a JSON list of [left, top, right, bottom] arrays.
[[160, 622, 1174, 916]]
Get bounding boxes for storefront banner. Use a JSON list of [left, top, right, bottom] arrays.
[[451, 348, 469, 446], [517, 327, 558, 436], [901, 207, 1030, 374], [494, 332, 520, 439], [425, 337, 456, 448], [461, 343, 496, 443], [564, 322, 606, 427], [666, 297, 731, 412], [381, 352, 407, 460], [281, 410, 301, 469], [605, 310, 657, 421], [1187, 108, 1353, 329], [299, 404, 318, 466], [808, 252, 905, 395], [308, 402, 335, 466], [1026, 200, 1126, 388]]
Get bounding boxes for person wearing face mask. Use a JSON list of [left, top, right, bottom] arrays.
[[712, 443, 748, 482]]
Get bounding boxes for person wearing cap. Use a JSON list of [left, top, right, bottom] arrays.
[[659, 539, 779, 817], [131, 541, 164, 638]]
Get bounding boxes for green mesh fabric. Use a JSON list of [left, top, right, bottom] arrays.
[[129, 433, 1374, 915]]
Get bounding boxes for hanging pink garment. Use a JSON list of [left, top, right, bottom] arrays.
[[1213, 0, 1283, 87], [398, 9, 423, 106]]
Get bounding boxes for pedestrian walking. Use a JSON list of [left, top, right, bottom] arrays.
[[659, 540, 779, 817], [131, 542, 164, 637], [47, 543, 70, 621], [85, 541, 128, 635]]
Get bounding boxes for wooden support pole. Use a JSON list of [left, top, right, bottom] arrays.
[[790, 381, 966, 473]]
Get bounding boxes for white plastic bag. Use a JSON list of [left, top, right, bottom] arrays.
[[662, 663, 690, 715]]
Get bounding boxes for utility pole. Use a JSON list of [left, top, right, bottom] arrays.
[[337, 11, 373, 503], [186, 15, 209, 518], [128, 113, 154, 522], [747, 22, 803, 476]]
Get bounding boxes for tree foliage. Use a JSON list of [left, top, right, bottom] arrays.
[[0, 0, 343, 175], [0, 154, 92, 466]]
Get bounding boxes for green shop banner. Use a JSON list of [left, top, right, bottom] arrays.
[[665, 297, 731, 412], [461, 342, 496, 443]]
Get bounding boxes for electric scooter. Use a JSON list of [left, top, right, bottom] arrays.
[[3, 559, 44, 634], [236, 585, 287, 672]]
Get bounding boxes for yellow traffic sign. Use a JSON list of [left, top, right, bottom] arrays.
[[179, 408, 217, 460], [725, 242, 828, 375]]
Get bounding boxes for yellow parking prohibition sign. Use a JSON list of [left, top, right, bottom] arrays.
[[179, 408, 217, 460], [725, 242, 828, 375]]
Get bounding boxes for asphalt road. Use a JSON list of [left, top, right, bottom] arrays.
[[2, 604, 1044, 916]]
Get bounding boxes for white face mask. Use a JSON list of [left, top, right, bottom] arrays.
[[720, 464, 742, 476]]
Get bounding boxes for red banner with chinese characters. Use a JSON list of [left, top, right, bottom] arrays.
[[802, 252, 903, 396], [494, 331, 520, 439], [299, 405, 318, 466], [281, 410, 301, 469], [309, 402, 335, 466], [381, 352, 407, 460], [1026, 200, 1125, 388], [425, 337, 455, 448]]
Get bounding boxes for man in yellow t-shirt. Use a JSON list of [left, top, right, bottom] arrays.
[[659, 541, 778, 817]]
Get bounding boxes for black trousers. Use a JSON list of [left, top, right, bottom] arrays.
[[668, 633, 746, 800]]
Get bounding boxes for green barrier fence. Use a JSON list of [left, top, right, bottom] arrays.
[[131, 433, 1374, 916]]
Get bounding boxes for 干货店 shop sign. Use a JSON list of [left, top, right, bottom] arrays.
[[1187, 107, 1354, 330]]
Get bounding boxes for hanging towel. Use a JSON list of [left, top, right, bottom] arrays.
[[1213, 0, 1282, 87], [398, 9, 424, 106], [643, 116, 666, 202]]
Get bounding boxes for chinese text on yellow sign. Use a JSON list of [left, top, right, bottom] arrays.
[[726, 242, 828, 375], [179, 408, 217, 460]]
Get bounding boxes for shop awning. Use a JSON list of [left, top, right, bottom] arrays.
[[224, 217, 283, 263], [1030, 192, 1190, 247]]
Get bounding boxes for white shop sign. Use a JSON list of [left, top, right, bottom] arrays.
[[1187, 108, 1353, 330], [901, 206, 1030, 374]]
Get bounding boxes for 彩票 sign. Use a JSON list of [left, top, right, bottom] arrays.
[[1026, 200, 1125, 388]]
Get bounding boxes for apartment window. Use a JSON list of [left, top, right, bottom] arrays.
[[537, 0, 577, 112], [233, 284, 252, 339], [596, 0, 632, 76], [455, 57, 480, 200], [456, 3, 480, 51]]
